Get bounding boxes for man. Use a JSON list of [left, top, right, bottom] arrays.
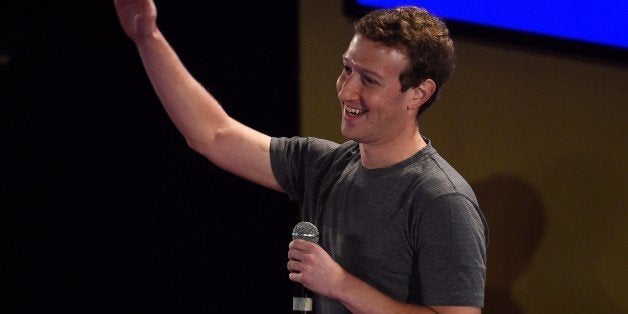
[[114, 1, 488, 313]]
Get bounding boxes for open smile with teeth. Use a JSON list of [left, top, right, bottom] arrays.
[[344, 105, 368, 117]]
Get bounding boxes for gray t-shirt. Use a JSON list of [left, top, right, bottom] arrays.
[[271, 136, 488, 313]]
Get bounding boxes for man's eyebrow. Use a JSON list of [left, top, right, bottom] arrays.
[[341, 56, 384, 80]]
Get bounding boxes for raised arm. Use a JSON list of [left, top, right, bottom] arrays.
[[114, 0, 282, 191]]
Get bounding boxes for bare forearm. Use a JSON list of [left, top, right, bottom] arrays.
[[135, 30, 228, 151], [130, 30, 280, 190], [335, 273, 479, 314], [334, 272, 434, 314]]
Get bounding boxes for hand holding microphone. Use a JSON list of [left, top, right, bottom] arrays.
[[290, 221, 319, 313]]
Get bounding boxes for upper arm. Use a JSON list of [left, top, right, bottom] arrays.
[[416, 194, 487, 308], [197, 118, 283, 192]]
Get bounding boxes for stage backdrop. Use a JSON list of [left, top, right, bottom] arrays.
[[2, 1, 300, 313], [300, 1, 628, 313]]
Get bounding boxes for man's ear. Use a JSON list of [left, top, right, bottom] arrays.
[[407, 79, 436, 110]]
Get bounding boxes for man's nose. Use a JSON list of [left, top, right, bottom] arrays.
[[337, 74, 360, 101]]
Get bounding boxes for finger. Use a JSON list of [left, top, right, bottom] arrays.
[[290, 239, 311, 249], [288, 271, 301, 282], [287, 260, 303, 274], [288, 247, 305, 261]]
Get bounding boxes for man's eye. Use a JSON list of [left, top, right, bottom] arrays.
[[363, 76, 378, 85], [342, 66, 352, 74]]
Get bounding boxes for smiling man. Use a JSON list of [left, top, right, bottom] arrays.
[[114, 1, 488, 313]]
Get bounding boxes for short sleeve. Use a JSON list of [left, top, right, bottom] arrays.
[[416, 193, 488, 307], [270, 136, 339, 202]]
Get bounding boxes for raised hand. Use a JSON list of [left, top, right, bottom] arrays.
[[114, 0, 158, 42]]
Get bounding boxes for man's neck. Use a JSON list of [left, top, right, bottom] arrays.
[[358, 131, 426, 169]]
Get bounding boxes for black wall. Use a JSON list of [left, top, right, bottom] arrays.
[[1, 1, 300, 313]]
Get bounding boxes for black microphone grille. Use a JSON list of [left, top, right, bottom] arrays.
[[292, 221, 319, 244]]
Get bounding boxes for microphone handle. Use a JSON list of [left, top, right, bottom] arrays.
[[293, 284, 313, 313]]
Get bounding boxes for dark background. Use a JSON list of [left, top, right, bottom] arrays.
[[1, 1, 300, 313]]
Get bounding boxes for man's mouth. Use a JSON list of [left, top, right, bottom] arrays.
[[344, 105, 368, 117]]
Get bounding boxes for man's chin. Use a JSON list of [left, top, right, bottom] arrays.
[[341, 131, 360, 143]]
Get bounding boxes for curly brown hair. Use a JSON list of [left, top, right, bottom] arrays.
[[354, 6, 455, 116]]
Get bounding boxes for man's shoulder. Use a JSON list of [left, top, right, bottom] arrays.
[[272, 136, 343, 150], [406, 145, 478, 206]]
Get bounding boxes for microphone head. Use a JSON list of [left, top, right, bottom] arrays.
[[292, 221, 319, 244]]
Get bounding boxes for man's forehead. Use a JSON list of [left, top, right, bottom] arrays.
[[343, 34, 409, 77]]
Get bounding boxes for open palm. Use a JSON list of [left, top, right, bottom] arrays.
[[114, 0, 157, 41]]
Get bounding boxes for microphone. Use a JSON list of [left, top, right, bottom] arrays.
[[291, 221, 319, 313]]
